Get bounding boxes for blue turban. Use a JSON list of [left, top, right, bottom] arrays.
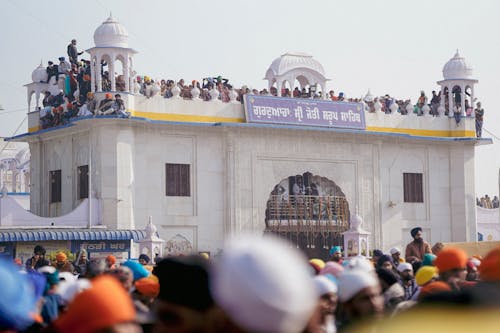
[[329, 246, 342, 257], [0, 259, 37, 330], [122, 260, 150, 281], [422, 253, 437, 266]]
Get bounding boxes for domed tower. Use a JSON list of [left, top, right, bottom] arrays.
[[24, 62, 49, 112], [86, 14, 138, 93], [264, 52, 329, 98], [437, 50, 478, 117]]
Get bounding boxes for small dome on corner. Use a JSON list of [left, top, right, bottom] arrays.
[[442, 50, 473, 80], [31, 62, 48, 83], [93, 14, 129, 48]]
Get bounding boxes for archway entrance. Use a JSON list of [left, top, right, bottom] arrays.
[[264, 172, 350, 260]]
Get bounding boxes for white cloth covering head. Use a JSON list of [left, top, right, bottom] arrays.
[[56, 278, 91, 304], [390, 247, 401, 255], [347, 256, 375, 273], [338, 269, 379, 303], [313, 275, 338, 297], [210, 235, 316, 333], [396, 262, 413, 273]]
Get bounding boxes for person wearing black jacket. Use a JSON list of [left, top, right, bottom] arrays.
[[25, 245, 50, 271]]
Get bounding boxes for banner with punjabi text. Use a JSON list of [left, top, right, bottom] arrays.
[[244, 95, 366, 130]]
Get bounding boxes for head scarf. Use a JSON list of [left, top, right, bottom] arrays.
[[410, 227, 422, 238]]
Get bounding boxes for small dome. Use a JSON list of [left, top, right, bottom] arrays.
[[267, 52, 326, 77], [93, 14, 129, 48], [31, 62, 48, 83], [442, 50, 473, 80]]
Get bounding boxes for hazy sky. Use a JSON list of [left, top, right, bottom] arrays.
[[1, 0, 499, 196]]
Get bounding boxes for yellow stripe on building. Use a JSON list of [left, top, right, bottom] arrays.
[[131, 111, 245, 123], [366, 126, 476, 138]]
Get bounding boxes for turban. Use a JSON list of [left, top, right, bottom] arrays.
[[122, 260, 150, 281], [347, 256, 375, 273], [313, 275, 338, 297], [309, 258, 325, 274], [54, 276, 135, 333], [422, 253, 437, 266], [320, 262, 344, 278], [86, 92, 94, 98], [338, 269, 379, 302], [390, 247, 401, 255], [410, 227, 422, 238], [134, 276, 160, 298], [419, 281, 452, 299], [376, 268, 399, 286], [154, 256, 214, 312], [138, 254, 150, 263], [0, 259, 37, 330], [415, 266, 438, 286], [434, 248, 467, 273], [478, 246, 500, 282], [210, 235, 316, 333], [56, 252, 67, 262], [105, 93, 113, 99], [397, 262, 413, 273], [377, 255, 393, 267], [329, 246, 342, 256], [373, 249, 384, 257], [106, 255, 116, 265]]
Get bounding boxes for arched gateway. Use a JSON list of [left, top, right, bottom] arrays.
[[264, 172, 350, 259]]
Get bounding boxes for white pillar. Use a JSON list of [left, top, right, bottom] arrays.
[[96, 56, 102, 92], [278, 80, 283, 97], [90, 56, 96, 93], [110, 54, 116, 92], [320, 83, 326, 100], [124, 56, 130, 92], [470, 85, 475, 118], [448, 85, 453, 118], [460, 84, 465, 116], [20, 171, 25, 192], [11, 171, 17, 193]]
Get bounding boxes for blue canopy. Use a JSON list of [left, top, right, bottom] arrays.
[[0, 229, 147, 242]]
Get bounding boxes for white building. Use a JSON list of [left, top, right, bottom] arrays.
[[0, 139, 30, 209], [5, 16, 491, 259]]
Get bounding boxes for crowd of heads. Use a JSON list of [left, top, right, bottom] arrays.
[[477, 194, 499, 209], [1, 231, 500, 333]]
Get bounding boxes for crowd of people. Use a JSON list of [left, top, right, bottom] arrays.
[[36, 39, 484, 138], [1, 226, 500, 333], [477, 194, 499, 209]]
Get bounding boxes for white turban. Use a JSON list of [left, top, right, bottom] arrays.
[[397, 262, 413, 273], [390, 247, 401, 255], [313, 275, 338, 297], [338, 270, 379, 302], [211, 235, 316, 333]]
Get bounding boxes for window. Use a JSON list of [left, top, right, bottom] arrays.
[[77, 165, 89, 199], [49, 170, 61, 203], [166, 164, 190, 196], [403, 173, 423, 203]]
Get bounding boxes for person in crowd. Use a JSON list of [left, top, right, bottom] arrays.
[[77, 92, 95, 117], [123, 260, 150, 282], [210, 235, 316, 333], [46, 61, 59, 84], [73, 249, 90, 277], [42, 90, 54, 107], [465, 259, 479, 281], [112, 93, 130, 117], [492, 195, 499, 208], [106, 266, 134, 292], [105, 255, 117, 270], [430, 90, 440, 116], [310, 275, 338, 333], [475, 101, 484, 138], [25, 244, 50, 271], [371, 249, 383, 267], [396, 263, 419, 301], [389, 247, 403, 268], [320, 261, 344, 278], [138, 254, 150, 266], [52, 252, 74, 273], [337, 269, 384, 331], [422, 253, 436, 266], [376, 268, 405, 311], [376, 254, 395, 272], [40, 105, 54, 129], [97, 93, 114, 115], [405, 227, 432, 264], [434, 247, 471, 291], [52, 89, 65, 108], [67, 39, 83, 65], [431, 242, 444, 255], [309, 258, 326, 275], [38, 266, 64, 325], [133, 274, 160, 327], [328, 246, 343, 263], [52, 276, 139, 333], [153, 255, 219, 333], [58, 56, 71, 77], [416, 91, 427, 115]]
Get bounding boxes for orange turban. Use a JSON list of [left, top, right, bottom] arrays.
[[106, 255, 116, 265], [134, 276, 160, 298], [478, 246, 500, 282], [434, 248, 467, 273], [105, 93, 113, 99], [419, 281, 452, 300], [54, 276, 136, 333], [56, 252, 67, 262]]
